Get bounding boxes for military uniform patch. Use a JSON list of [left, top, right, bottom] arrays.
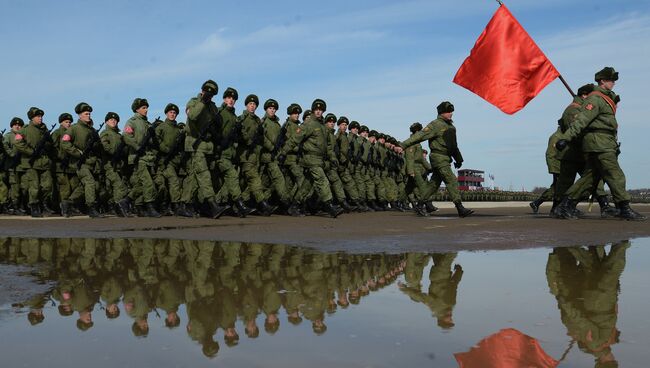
[[423, 127, 430, 132], [585, 104, 594, 111], [15, 134, 23, 140], [296, 128, 301, 133], [62, 134, 71, 142], [124, 125, 134, 134]]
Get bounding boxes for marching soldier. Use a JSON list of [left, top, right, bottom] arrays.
[[2, 118, 27, 214], [260, 98, 291, 210], [278, 99, 343, 218], [399, 101, 474, 217], [60, 103, 105, 218], [237, 94, 275, 216], [213, 87, 253, 217], [181, 80, 229, 218], [155, 103, 184, 215], [555, 67, 645, 221], [279, 103, 306, 216], [335, 116, 363, 211], [99, 112, 131, 217], [14, 107, 54, 217], [123, 98, 161, 218], [324, 113, 354, 212]]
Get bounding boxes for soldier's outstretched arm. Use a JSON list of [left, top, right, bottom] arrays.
[[401, 124, 436, 149]]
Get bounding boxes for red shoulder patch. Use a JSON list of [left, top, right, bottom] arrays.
[[585, 103, 594, 111], [15, 134, 23, 140], [62, 134, 71, 142], [124, 125, 134, 134], [296, 128, 301, 134]]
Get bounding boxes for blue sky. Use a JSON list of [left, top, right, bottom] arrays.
[[2, 0, 649, 190]]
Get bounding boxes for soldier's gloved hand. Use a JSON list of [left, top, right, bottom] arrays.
[[201, 92, 214, 104], [555, 139, 568, 151], [277, 154, 286, 165], [454, 161, 462, 169]]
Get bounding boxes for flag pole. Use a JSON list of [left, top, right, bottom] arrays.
[[496, 0, 575, 98], [558, 75, 576, 97]]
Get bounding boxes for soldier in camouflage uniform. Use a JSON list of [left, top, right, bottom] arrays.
[[213, 87, 253, 217], [237, 94, 275, 216], [180, 80, 229, 219], [324, 113, 355, 212], [550, 84, 614, 218], [260, 98, 291, 211], [3, 118, 26, 214], [529, 126, 562, 214], [335, 116, 364, 211], [278, 103, 306, 216], [123, 98, 161, 218], [60, 103, 105, 218], [279, 99, 343, 218], [347, 121, 370, 211], [555, 67, 645, 221], [400, 101, 474, 217], [99, 112, 131, 217], [14, 107, 54, 217], [154, 103, 185, 215]]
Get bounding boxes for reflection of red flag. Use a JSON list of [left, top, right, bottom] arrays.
[[453, 5, 559, 114], [454, 328, 558, 368]]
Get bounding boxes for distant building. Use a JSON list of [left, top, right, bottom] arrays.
[[457, 169, 485, 191]]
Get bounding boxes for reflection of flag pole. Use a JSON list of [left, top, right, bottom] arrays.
[[454, 1, 575, 114]]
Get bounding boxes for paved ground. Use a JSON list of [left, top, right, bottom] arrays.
[[1, 202, 648, 254]]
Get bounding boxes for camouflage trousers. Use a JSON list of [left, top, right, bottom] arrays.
[[566, 151, 630, 204]]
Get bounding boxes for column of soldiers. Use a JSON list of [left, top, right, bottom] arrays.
[[0, 237, 406, 358], [1, 79, 476, 219], [529, 67, 645, 221]]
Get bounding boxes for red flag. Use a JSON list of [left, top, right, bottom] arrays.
[[454, 328, 559, 368], [453, 5, 559, 114]]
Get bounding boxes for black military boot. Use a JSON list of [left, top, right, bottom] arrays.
[[30, 203, 42, 218], [358, 200, 372, 212], [367, 200, 380, 211], [173, 203, 193, 217], [425, 201, 439, 213], [287, 202, 303, 217], [209, 200, 230, 219], [529, 198, 544, 214], [235, 199, 255, 218], [556, 197, 578, 220], [617, 201, 646, 221], [144, 202, 162, 218], [41, 203, 56, 216], [87, 204, 105, 218], [60, 200, 72, 218], [414, 201, 429, 217], [323, 201, 344, 218], [340, 200, 356, 213], [257, 200, 276, 217], [116, 197, 132, 217], [597, 195, 619, 218], [454, 201, 474, 218], [549, 199, 560, 218], [388, 201, 402, 212]]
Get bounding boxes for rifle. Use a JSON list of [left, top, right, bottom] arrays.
[[192, 112, 222, 152], [111, 140, 126, 169], [28, 124, 56, 166], [0, 129, 6, 167], [219, 119, 242, 152], [354, 139, 364, 164], [333, 135, 341, 159], [163, 131, 186, 166], [271, 121, 288, 160], [133, 117, 161, 165], [77, 122, 105, 169]]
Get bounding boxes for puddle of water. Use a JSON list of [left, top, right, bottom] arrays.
[[0, 237, 648, 367]]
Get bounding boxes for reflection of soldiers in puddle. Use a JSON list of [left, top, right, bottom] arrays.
[[399, 253, 463, 330], [546, 241, 630, 368], [124, 284, 152, 337]]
